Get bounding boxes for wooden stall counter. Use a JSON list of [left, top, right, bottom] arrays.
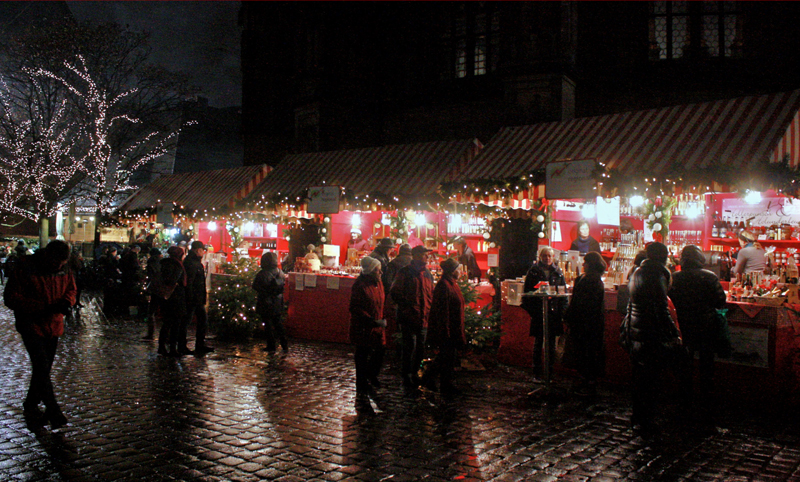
[[284, 272, 356, 344]]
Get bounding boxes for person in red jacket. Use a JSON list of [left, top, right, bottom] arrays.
[[390, 245, 434, 387], [349, 256, 386, 414], [4, 240, 76, 429], [422, 258, 466, 396]]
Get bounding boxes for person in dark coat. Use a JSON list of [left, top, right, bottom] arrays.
[[99, 246, 121, 315], [390, 245, 434, 387], [67, 249, 85, 310], [522, 247, 567, 379], [252, 251, 288, 353], [182, 241, 213, 354], [454, 237, 481, 281], [143, 248, 162, 340], [349, 256, 386, 413], [157, 246, 187, 356], [3, 240, 75, 429], [563, 251, 607, 396], [569, 221, 601, 255], [625, 242, 682, 438], [422, 258, 466, 395], [385, 243, 412, 296], [669, 245, 727, 428], [368, 237, 394, 288], [119, 245, 143, 316]]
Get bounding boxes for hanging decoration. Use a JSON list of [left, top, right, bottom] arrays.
[[644, 196, 677, 242]]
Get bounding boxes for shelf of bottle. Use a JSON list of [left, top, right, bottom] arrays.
[[450, 232, 486, 237], [709, 237, 800, 246], [242, 236, 278, 240]]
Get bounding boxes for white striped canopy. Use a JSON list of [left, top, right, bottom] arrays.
[[461, 89, 800, 181], [244, 139, 482, 206], [119, 165, 271, 215]]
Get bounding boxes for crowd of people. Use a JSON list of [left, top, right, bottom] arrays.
[[521, 240, 730, 440], [2, 231, 731, 438]]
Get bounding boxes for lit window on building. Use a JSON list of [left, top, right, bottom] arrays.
[[650, 1, 740, 61]]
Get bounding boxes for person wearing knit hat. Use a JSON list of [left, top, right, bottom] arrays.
[[368, 238, 395, 289], [421, 257, 465, 395], [734, 230, 767, 274], [350, 254, 386, 414]]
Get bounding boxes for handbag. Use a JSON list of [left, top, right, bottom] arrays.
[[714, 308, 732, 359], [619, 302, 633, 353]]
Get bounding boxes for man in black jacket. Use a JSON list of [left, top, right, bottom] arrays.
[[182, 241, 214, 354]]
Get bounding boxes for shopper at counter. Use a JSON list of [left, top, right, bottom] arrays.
[[734, 230, 768, 275], [521, 247, 567, 380], [625, 241, 682, 438], [563, 251, 607, 397], [385, 244, 412, 295], [453, 237, 481, 281], [368, 238, 394, 288], [349, 256, 386, 414], [253, 252, 288, 353], [669, 245, 727, 429], [390, 245, 434, 387], [422, 258, 466, 396], [569, 221, 601, 255]]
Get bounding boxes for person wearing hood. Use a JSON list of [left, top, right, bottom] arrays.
[[4, 240, 75, 429], [625, 242, 682, 438], [157, 246, 188, 356], [421, 258, 466, 395], [253, 251, 288, 353], [669, 245, 727, 429], [349, 256, 386, 413], [390, 245, 434, 387]]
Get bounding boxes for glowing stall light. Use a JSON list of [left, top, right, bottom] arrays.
[[581, 203, 596, 219], [352, 213, 361, 228], [745, 190, 762, 205], [415, 212, 427, 227], [686, 202, 702, 219], [381, 213, 391, 226], [244, 221, 255, 233], [266, 223, 278, 238], [208, 221, 217, 231], [450, 214, 462, 231], [629, 195, 645, 208]]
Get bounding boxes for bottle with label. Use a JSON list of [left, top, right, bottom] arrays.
[[712, 219, 719, 238], [719, 217, 728, 237]]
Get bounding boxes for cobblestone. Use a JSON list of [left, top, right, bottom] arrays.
[[2, 287, 800, 480]]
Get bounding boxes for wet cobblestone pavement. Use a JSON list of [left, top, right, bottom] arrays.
[[2, 287, 800, 481]]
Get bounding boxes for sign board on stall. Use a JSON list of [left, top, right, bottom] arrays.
[[545, 159, 597, 200], [156, 203, 173, 226], [722, 196, 800, 226], [307, 186, 341, 214]]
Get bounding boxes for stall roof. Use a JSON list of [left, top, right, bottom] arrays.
[[460, 89, 800, 180], [118, 164, 270, 213], [244, 139, 482, 203]]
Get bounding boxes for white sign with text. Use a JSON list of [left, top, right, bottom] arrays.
[[722, 197, 800, 226]]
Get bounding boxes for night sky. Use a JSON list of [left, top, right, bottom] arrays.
[[67, 1, 242, 108]]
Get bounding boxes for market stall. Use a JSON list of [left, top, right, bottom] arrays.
[[445, 90, 800, 402]]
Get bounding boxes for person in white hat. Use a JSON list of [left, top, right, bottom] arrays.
[[349, 255, 387, 414], [348, 228, 370, 252]]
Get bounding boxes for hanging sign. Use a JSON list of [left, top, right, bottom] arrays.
[[596, 196, 620, 226], [545, 159, 596, 200], [307, 186, 341, 214], [722, 197, 800, 226]]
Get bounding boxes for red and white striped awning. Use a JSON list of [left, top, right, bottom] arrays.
[[461, 89, 800, 183], [244, 139, 483, 210], [118, 164, 271, 216]]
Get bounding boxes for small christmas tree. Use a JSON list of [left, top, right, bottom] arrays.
[[208, 257, 260, 340]]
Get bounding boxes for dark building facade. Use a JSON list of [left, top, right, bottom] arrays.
[[240, 1, 800, 167]]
